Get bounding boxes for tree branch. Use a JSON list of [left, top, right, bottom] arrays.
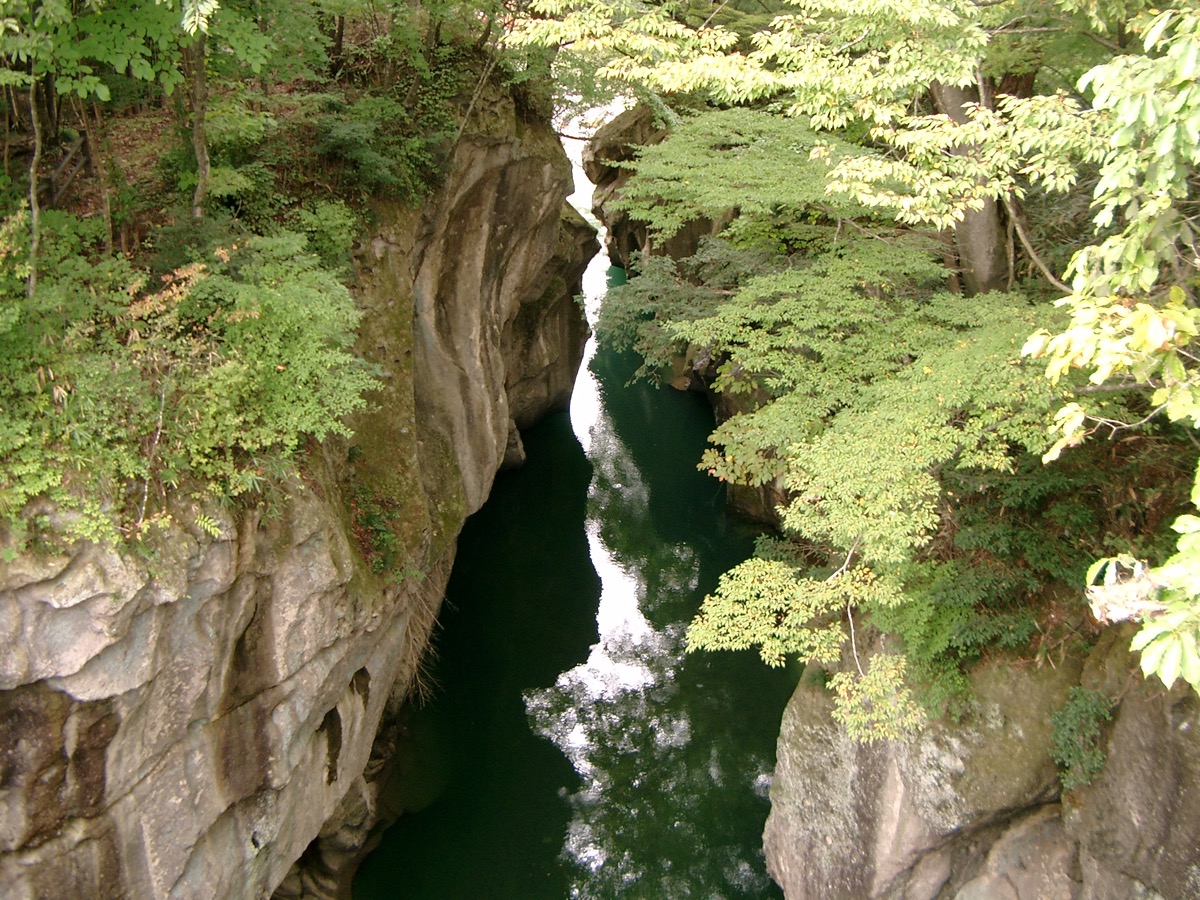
[[847, 601, 864, 676], [1074, 380, 1159, 394], [1002, 194, 1070, 293], [828, 533, 863, 580], [833, 28, 870, 54], [700, 0, 731, 31]]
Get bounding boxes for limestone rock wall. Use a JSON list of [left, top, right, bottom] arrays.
[[0, 79, 596, 900], [763, 632, 1200, 900]]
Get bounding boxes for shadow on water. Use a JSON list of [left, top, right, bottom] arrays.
[[353, 266, 794, 899], [354, 413, 598, 899]]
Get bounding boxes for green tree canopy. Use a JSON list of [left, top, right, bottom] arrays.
[[522, 0, 1200, 726]]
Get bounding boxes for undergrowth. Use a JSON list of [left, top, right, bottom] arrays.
[[0, 4, 516, 554], [0, 211, 379, 552], [1050, 687, 1115, 790]]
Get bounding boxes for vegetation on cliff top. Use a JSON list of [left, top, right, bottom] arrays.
[[0, 0, 552, 552], [513, 0, 1200, 735]]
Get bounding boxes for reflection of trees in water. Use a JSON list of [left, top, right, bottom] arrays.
[[525, 329, 781, 898], [586, 439, 704, 623], [525, 607, 777, 899]]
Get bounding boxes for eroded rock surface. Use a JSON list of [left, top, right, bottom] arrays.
[[764, 633, 1200, 900], [0, 76, 596, 900]]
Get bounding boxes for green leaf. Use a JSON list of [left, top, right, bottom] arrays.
[[1086, 557, 1112, 586], [1173, 515, 1200, 534], [1138, 635, 1170, 678], [1144, 11, 1175, 52], [1157, 636, 1183, 688], [1180, 631, 1200, 689], [1132, 621, 1173, 651]]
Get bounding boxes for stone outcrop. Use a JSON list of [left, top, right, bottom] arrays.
[[0, 76, 596, 900], [1063, 626, 1200, 899], [583, 104, 727, 270], [763, 632, 1200, 900]]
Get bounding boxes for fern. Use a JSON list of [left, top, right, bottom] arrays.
[[0, 215, 380, 546]]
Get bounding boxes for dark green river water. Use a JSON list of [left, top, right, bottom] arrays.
[[352, 260, 796, 899]]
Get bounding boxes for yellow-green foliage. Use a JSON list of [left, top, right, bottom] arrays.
[[520, 0, 1200, 727], [687, 537, 902, 667], [612, 108, 867, 241], [1021, 9, 1200, 697], [607, 139, 1182, 732], [829, 655, 925, 744], [0, 213, 379, 548]]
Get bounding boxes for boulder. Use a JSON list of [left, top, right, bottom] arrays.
[[764, 655, 1081, 899], [1063, 626, 1200, 899], [764, 631, 1200, 900]]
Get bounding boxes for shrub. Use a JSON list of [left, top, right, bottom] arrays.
[[0, 214, 380, 547], [291, 199, 357, 271], [1050, 687, 1115, 790]]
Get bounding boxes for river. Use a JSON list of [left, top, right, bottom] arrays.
[[352, 177, 796, 899]]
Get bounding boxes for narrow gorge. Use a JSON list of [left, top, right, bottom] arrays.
[[0, 76, 596, 899], [583, 106, 1200, 900], [4, 1, 1200, 895]]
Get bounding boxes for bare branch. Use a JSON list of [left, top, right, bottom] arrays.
[[700, 0, 731, 31], [828, 533, 863, 580], [1068, 22, 1124, 52], [1002, 195, 1070, 293], [833, 28, 870, 54], [847, 602, 864, 676]]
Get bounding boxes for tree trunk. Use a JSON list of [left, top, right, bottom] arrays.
[[38, 75, 60, 142], [331, 15, 345, 77], [930, 82, 1009, 295], [27, 79, 42, 298], [76, 98, 114, 254], [3, 87, 11, 181], [187, 33, 210, 220]]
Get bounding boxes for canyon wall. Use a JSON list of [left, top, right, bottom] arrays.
[[764, 629, 1200, 899], [0, 78, 596, 900]]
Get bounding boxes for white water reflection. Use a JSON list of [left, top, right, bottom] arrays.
[[563, 132, 664, 710], [537, 211, 681, 713], [521, 141, 777, 898]]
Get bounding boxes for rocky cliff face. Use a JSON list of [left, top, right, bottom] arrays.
[[0, 79, 596, 900], [764, 630, 1200, 900]]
